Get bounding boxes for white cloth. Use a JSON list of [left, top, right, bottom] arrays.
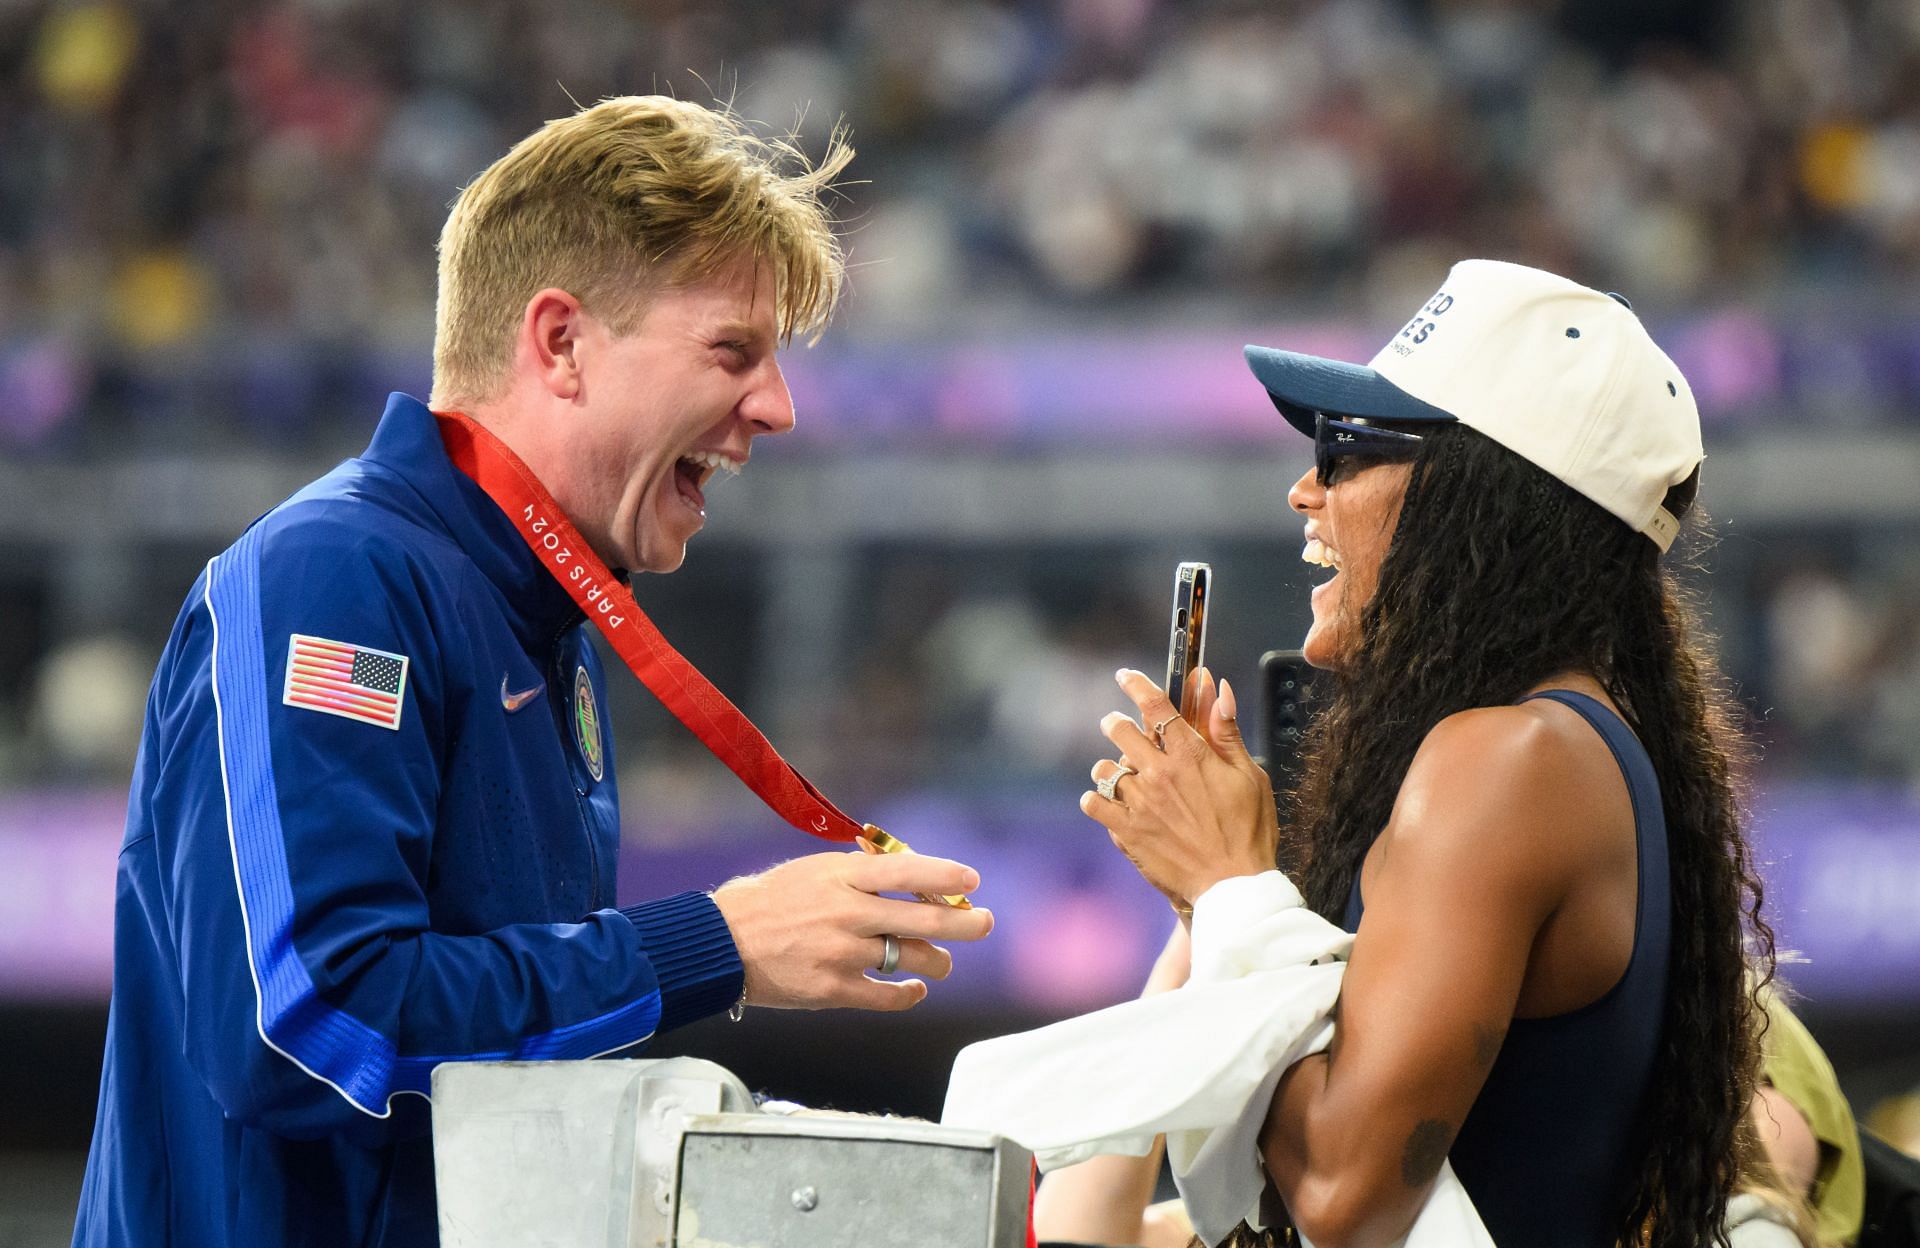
[[1722, 1193, 1807, 1248], [942, 871, 1495, 1248]]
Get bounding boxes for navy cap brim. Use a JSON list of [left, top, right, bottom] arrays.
[[1243, 345, 1458, 436]]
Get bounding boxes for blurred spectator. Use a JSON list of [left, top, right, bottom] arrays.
[[29, 635, 149, 781], [6, 0, 1920, 438], [1760, 556, 1920, 786]]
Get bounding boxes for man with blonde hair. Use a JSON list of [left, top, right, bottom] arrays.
[[73, 96, 992, 1248]]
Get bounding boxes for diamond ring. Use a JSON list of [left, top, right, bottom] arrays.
[[1095, 763, 1137, 804]]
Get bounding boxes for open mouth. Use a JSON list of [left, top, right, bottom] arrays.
[[671, 451, 741, 513], [1302, 537, 1342, 578]]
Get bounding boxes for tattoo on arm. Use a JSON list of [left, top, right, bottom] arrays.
[[1393, 1027, 1495, 1190], [1400, 1119, 1454, 1188]]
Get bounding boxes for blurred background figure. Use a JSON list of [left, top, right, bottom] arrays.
[[3, 1, 1919, 1243]]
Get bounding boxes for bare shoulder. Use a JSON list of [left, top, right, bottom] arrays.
[[1413, 695, 1620, 783], [1399, 701, 1613, 822], [1373, 700, 1626, 908]]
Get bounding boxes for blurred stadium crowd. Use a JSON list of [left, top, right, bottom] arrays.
[[4, 0, 1920, 798], [5, 0, 1920, 386]]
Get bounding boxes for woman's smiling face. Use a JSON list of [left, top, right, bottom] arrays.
[[1287, 457, 1414, 670]]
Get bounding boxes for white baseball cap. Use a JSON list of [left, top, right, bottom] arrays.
[[1245, 259, 1702, 552]]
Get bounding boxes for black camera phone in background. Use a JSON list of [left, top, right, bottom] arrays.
[[1259, 648, 1320, 877], [1258, 648, 1320, 791], [1165, 562, 1211, 724]]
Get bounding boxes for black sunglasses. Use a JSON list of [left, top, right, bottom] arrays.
[[1315, 411, 1426, 487]]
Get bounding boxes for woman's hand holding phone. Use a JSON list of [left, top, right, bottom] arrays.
[[1084, 666, 1281, 910]]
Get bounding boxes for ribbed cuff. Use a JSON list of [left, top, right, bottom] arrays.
[[619, 891, 744, 1033]]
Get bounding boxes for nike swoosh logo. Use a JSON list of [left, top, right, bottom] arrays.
[[501, 675, 544, 712]]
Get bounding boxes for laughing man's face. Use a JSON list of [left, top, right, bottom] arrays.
[[565, 256, 793, 574]]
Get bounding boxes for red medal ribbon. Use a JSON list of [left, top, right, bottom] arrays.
[[436, 409, 862, 844]]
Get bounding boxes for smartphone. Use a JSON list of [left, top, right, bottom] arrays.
[[1164, 562, 1212, 724], [1258, 648, 1320, 878], [1258, 648, 1320, 788]]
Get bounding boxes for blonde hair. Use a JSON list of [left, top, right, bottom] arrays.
[[431, 95, 851, 405], [1733, 1106, 1827, 1248]]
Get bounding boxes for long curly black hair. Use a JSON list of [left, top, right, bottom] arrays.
[[1282, 422, 1774, 1248]]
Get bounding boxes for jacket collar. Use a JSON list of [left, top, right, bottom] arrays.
[[362, 392, 584, 648]]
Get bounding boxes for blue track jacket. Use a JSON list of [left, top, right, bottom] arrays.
[[73, 394, 744, 1247]]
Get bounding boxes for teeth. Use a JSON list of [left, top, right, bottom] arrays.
[[1301, 538, 1340, 569], [683, 451, 741, 478]]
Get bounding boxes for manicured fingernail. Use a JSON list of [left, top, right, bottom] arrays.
[[1115, 668, 1130, 685], [962, 869, 980, 891], [1219, 679, 1238, 720]]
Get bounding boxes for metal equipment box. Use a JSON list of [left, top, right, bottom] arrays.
[[674, 1111, 1031, 1248], [432, 1058, 1031, 1248]]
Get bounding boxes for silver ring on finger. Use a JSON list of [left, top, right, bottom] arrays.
[[1095, 763, 1136, 805], [876, 934, 900, 975], [1150, 713, 1182, 748]]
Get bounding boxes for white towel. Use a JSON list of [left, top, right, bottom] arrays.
[[943, 871, 1495, 1248]]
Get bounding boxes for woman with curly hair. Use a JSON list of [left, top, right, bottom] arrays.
[[1077, 261, 1774, 1248]]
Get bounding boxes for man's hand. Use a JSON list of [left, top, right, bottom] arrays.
[[711, 851, 994, 1011]]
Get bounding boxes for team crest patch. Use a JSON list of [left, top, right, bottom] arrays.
[[572, 665, 604, 782], [282, 635, 409, 730]]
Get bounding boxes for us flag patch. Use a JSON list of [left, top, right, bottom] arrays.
[[282, 634, 410, 731]]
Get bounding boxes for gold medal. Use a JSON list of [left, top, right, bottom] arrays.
[[857, 825, 972, 909]]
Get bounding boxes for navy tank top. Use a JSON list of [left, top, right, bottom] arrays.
[[1341, 690, 1670, 1247]]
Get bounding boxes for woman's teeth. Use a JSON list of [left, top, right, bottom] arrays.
[[1302, 538, 1341, 569]]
